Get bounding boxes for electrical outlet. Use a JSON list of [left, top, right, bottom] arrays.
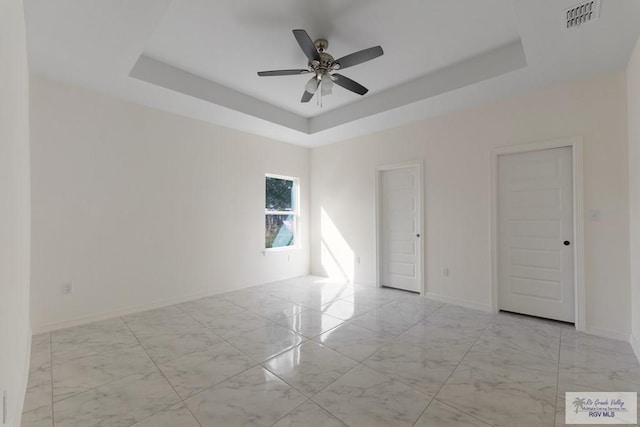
[[356, 256, 361, 264], [443, 267, 450, 277], [62, 283, 73, 295]]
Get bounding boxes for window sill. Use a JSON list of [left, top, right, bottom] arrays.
[[263, 245, 300, 253]]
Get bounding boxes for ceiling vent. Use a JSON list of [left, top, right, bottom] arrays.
[[563, 0, 600, 30]]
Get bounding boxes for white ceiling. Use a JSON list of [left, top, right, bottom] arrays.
[[24, 0, 640, 147], [143, 0, 520, 117]]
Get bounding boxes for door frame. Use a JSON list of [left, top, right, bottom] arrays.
[[375, 160, 425, 295], [490, 137, 585, 331]]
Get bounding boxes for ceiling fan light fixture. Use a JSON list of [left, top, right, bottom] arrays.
[[321, 77, 334, 96], [305, 76, 319, 94]]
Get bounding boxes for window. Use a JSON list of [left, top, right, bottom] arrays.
[[265, 174, 298, 249]]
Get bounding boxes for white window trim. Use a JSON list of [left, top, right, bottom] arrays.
[[265, 173, 300, 252]]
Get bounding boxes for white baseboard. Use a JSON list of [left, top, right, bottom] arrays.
[[32, 287, 238, 334], [358, 281, 379, 288], [631, 333, 640, 363], [424, 292, 491, 313], [14, 326, 31, 427], [32, 273, 319, 334], [583, 325, 631, 342]]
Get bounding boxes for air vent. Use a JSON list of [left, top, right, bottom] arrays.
[[563, 0, 600, 30]]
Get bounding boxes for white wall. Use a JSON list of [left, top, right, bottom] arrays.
[[0, 0, 32, 425], [30, 77, 310, 333], [311, 69, 631, 340], [629, 36, 640, 358]]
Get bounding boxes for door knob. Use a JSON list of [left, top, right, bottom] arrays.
[[563, 241, 571, 246], [416, 234, 421, 238]]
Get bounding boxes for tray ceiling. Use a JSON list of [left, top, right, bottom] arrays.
[[24, 0, 640, 146]]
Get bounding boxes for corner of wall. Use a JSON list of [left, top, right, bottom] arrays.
[[14, 328, 32, 427], [424, 292, 492, 313], [628, 35, 640, 364], [631, 333, 640, 363], [0, 0, 32, 425], [583, 326, 631, 343]]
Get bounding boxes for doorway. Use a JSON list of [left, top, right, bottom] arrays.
[[492, 138, 584, 328], [376, 162, 423, 293]]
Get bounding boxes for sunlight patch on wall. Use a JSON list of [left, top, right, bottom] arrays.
[[321, 207, 354, 282]]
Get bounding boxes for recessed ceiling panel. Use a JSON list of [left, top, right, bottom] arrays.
[[24, 0, 640, 146], [142, 0, 520, 117]]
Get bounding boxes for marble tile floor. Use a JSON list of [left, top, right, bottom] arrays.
[[21, 276, 640, 427]]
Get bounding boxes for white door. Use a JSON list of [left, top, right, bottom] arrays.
[[498, 147, 574, 322], [379, 165, 421, 293]]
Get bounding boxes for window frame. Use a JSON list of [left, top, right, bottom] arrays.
[[264, 173, 300, 251]]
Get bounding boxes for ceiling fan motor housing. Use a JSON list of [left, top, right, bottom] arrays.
[[310, 39, 336, 75], [314, 39, 328, 52], [313, 52, 336, 73]]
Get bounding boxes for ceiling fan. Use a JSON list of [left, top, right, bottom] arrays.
[[257, 29, 383, 103]]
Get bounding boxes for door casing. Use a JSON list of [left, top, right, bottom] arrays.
[[375, 160, 425, 295], [490, 137, 585, 331]]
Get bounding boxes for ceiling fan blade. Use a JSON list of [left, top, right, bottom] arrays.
[[301, 90, 315, 103], [335, 46, 383, 70], [332, 73, 368, 95], [293, 29, 320, 62], [257, 69, 310, 77]]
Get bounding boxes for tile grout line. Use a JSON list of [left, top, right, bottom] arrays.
[[241, 286, 396, 425], [347, 307, 437, 340], [36, 279, 639, 426], [45, 320, 173, 407], [134, 299, 293, 370], [259, 340, 361, 408], [173, 300, 296, 365], [223, 304, 366, 420], [50, 332, 54, 427], [144, 298, 449, 424], [168, 300, 313, 407], [410, 314, 496, 426], [307, 362, 367, 427], [421, 399, 494, 427], [41, 281, 517, 427], [267, 395, 348, 427], [555, 328, 564, 425], [157, 326, 311, 422], [32, 312, 308, 426], [266, 398, 311, 427], [172, 364, 260, 404], [259, 361, 311, 401], [484, 315, 565, 425], [252, 289, 362, 406], [298, 304, 450, 427], [120, 316, 203, 427], [308, 321, 395, 362], [306, 302, 448, 375], [128, 298, 317, 416], [184, 289, 344, 350], [360, 304, 450, 426], [47, 354, 160, 406], [39, 286, 448, 425]]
